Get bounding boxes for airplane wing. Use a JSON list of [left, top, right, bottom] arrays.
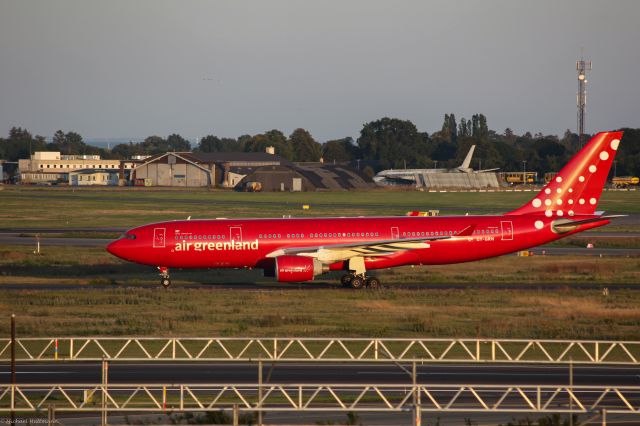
[[266, 224, 476, 263]]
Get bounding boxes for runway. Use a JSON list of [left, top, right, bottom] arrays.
[[1, 362, 639, 386]]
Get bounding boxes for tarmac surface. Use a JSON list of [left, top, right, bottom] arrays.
[[1, 361, 640, 386], [2, 362, 639, 425]]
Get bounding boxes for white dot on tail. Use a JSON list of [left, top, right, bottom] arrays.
[[534, 220, 544, 230], [545, 210, 553, 217], [556, 199, 563, 205], [557, 210, 564, 216], [579, 199, 585, 205], [568, 210, 575, 216], [590, 198, 597, 205], [600, 151, 609, 161], [579, 176, 585, 182], [568, 199, 574, 205], [545, 188, 551, 194], [556, 188, 562, 194], [568, 188, 573, 193], [589, 165, 597, 173], [611, 139, 620, 150], [556, 177, 562, 183], [532, 198, 542, 208], [545, 199, 551, 206]]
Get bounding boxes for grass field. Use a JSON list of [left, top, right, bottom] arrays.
[[1, 186, 639, 229], [1, 285, 639, 339], [1, 187, 639, 340], [1, 244, 639, 287]]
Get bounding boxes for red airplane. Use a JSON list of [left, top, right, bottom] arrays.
[[107, 131, 624, 288]]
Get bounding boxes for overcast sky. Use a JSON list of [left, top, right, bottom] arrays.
[[1, 0, 638, 142]]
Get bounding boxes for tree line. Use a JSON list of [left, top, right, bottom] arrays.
[[1, 115, 639, 178]]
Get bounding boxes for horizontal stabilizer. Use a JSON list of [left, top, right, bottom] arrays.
[[551, 215, 626, 233]]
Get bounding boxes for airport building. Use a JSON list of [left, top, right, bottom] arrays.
[[68, 169, 120, 186], [18, 151, 135, 185], [131, 151, 373, 191]]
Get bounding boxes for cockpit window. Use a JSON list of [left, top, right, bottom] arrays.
[[120, 233, 137, 240]]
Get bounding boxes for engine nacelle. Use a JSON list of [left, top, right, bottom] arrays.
[[275, 255, 324, 282]]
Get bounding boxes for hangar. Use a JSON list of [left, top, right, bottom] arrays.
[[131, 151, 373, 191]]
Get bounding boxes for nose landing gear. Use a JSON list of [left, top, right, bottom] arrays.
[[158, 267, 171, 288]]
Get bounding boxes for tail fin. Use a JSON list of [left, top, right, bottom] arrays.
[[459, 145, 476, 170], [507, 131, 622, 217]]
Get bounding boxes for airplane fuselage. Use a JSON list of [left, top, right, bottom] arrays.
[[109, 214, 605, 270]]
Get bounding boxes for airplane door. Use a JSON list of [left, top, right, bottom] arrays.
[[153, 227, 166, 248], [500, 221, 513, 241], [230, 226, 242, 242], [391, 226, 399, 240]]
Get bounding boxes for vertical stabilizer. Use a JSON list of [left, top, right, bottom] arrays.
[[507, 132, 622, 217], [459, 145, 476, 170]]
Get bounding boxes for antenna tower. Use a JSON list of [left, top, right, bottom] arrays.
[[576, 57, 591, 146]]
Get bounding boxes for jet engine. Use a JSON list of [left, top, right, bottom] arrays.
[[275, 255, 324, 282]]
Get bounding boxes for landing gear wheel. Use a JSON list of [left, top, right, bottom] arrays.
[[340, 274, 353, 287], [158, 266, 170, 288], [350, 275, 365, 289], [365, 277, 381, 289]]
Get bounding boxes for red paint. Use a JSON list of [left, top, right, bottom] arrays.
[[107, 132, 623, 285]]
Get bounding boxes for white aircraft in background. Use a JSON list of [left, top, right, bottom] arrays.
[[373, 145, 499, 186]]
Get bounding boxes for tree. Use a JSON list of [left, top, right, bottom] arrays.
[[52, 130, 67, 153], [140, 136, 168, 155], [458, 118, 471, 138], [111, 142, 144, 159], [0, 127, 46, 161], [471, 114, 489, 141], [166, 134, 190, 152], [244, 130, 293, 159], [357, 117, 430, 170], [322, 137, 359, 163], [65, 131, 85, 154], [289, 128, 321, 162], [198, 136, 241, 153], [440, 113, 457, 144]]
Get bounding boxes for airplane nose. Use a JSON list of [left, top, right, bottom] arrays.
[[106, 239, 125, 259]]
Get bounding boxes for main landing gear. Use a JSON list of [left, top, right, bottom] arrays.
[[340, 273, 381, 290], [158, 267, 171, 288]]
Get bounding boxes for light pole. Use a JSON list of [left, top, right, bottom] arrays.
[[522, 161, 527, 185], [434, 160, 438, 170]]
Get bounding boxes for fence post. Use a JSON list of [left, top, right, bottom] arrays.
[[258, 360, 263, 426], [412, 361, 421, 426], [101, 357, 108, 426], [233, 403, 239, 426], [10, 314, 16, 426], [48, 404, 55, 426]]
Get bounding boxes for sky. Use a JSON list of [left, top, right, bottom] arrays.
[[1, 0, 639, 143]]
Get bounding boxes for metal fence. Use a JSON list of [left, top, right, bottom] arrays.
[[0, 383, 638, 414], [1, 337, 639, 364]]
